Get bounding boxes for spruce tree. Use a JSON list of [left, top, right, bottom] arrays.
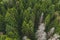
[[5, 8, 20, 40], [22, 7, 35, 39]]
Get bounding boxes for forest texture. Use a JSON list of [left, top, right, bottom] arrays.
[[0, 0, 60, 40]]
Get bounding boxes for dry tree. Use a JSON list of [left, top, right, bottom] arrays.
[[36, 13, 60, 40], [22, 36, 31, 40]]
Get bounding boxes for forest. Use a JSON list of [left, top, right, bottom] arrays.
[[0, 0, 60, 40]]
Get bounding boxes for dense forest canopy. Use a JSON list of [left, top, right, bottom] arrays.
[[0, 0, 60, 40]]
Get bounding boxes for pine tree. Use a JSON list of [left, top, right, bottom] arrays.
[[5, 8, 20, 40], [22, 7, 35, 39]]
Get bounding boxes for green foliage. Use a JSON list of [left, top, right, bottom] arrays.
[[0, 35, 6, 40], [45, 14, 51, 25], [0, 15, 5, 32], [5, 36, 20, 40], [22, 7, 35, 40], [0, 0, 60, 40]]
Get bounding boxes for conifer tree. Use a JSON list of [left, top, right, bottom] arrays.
[[22, 7, 35, 39], [5, 8, 20, 40]]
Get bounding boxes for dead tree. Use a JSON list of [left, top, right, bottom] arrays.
[[36, 13, 60, 40]]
